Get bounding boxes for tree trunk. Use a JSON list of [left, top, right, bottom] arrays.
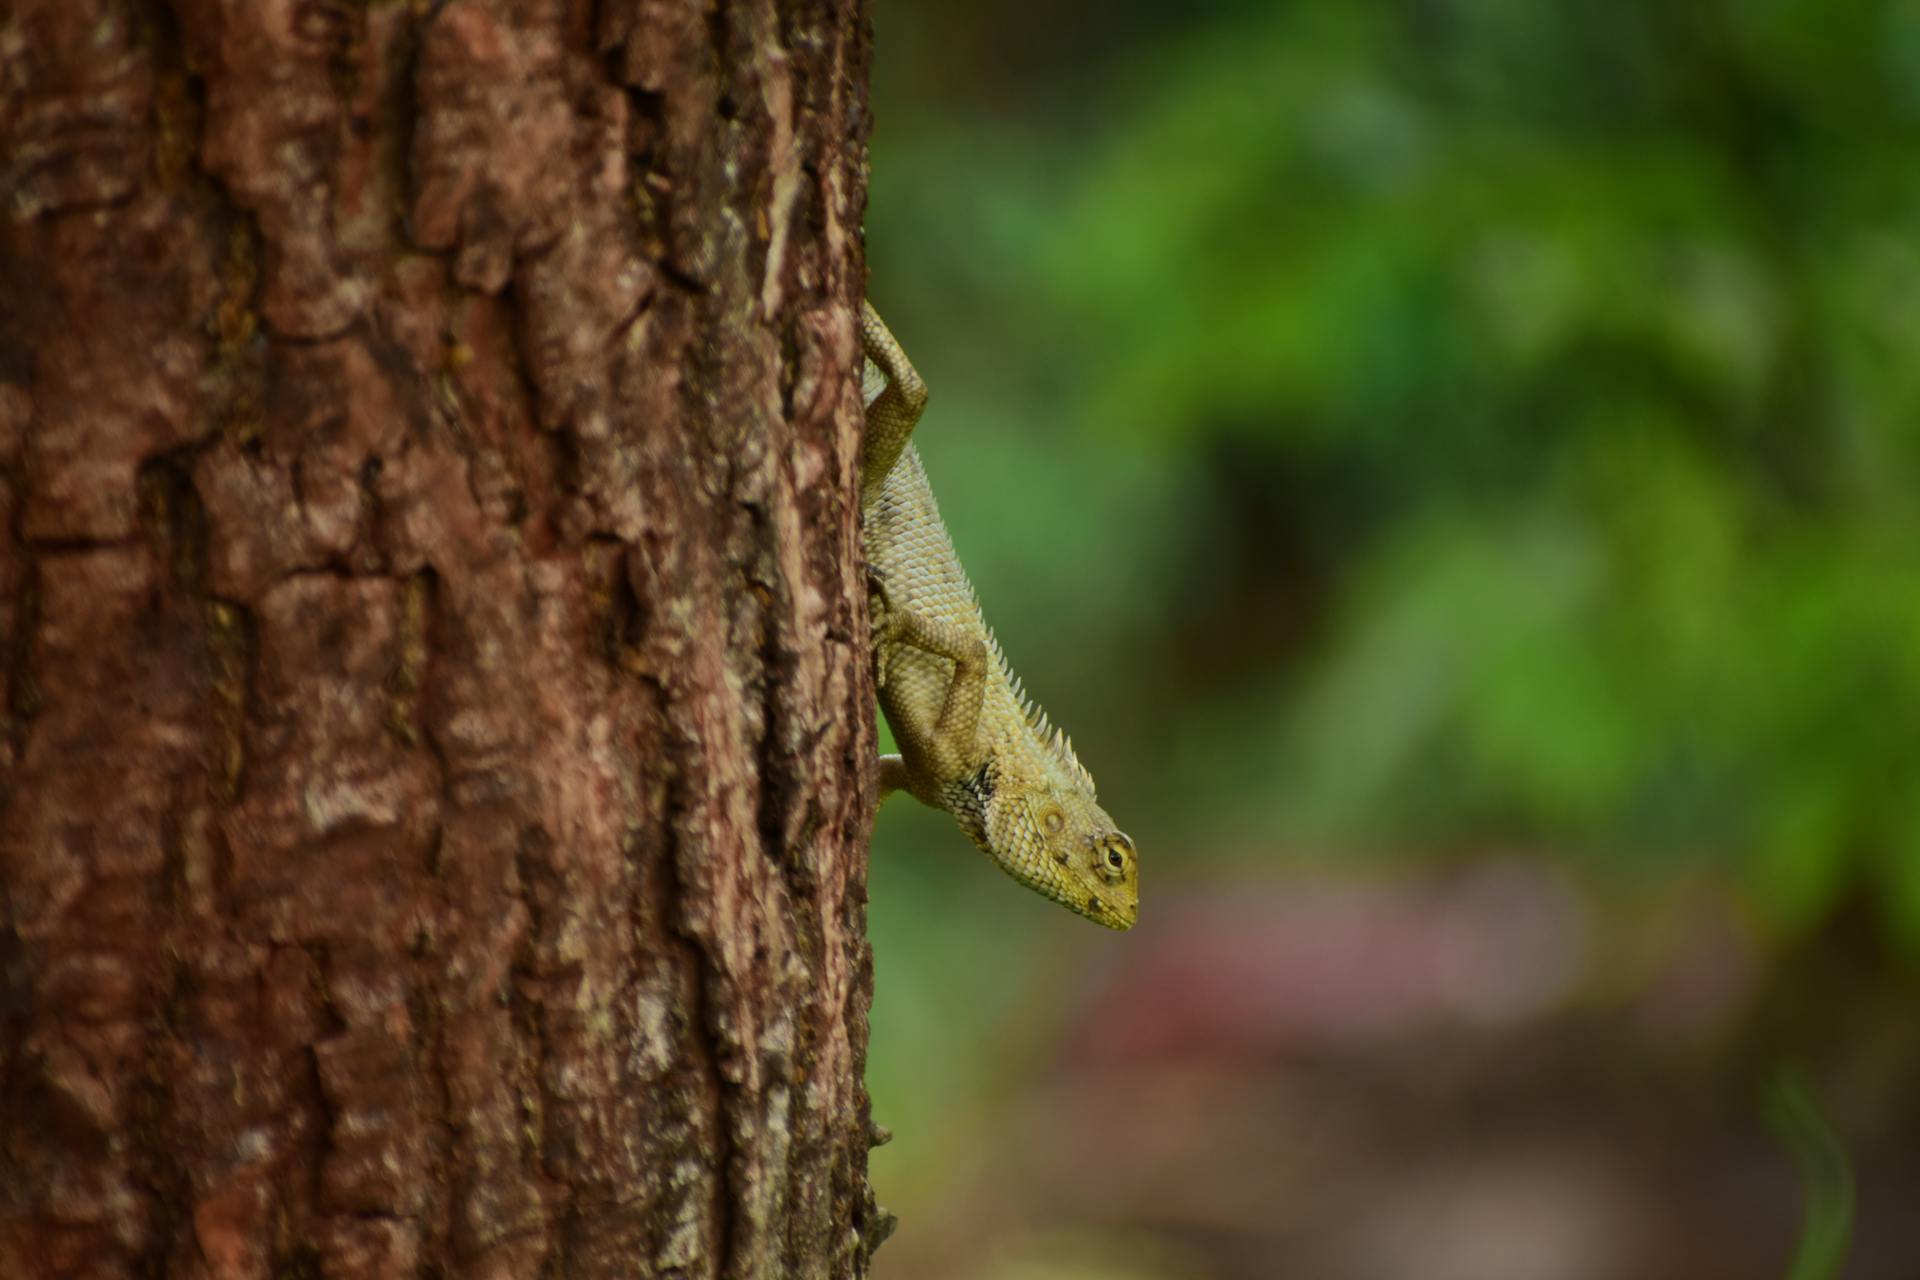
[[0, 2, 882, 1277]]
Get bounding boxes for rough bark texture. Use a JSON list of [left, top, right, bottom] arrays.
[[0, 1, 882, 1277]]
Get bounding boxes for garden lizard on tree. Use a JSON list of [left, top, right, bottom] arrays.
[[860, 302, 1139, 929]]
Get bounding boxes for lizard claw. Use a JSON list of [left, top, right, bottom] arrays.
[[865, 564, 899, 683], [865, 563, 892, 605], [865, 565, 898, 632]]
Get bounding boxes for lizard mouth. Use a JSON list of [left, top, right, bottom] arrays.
[[1083, 894, 1137, 932]]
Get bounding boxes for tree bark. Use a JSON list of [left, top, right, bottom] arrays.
[[0, 1, 881, 1277]]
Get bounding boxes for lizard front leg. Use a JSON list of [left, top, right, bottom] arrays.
[[859, 302, 928, 497], [870, 573, 988, 802]]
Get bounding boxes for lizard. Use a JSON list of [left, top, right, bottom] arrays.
[[858, 301, 1139, 930]]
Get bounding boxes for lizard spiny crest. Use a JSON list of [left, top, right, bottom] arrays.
[[991, 629, 1098, 791]]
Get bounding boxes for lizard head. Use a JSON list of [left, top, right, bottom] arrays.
[[978, 772, 1139, 931]]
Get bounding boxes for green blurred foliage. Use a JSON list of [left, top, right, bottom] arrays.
[[860, 8, 1920, 1269], [865, 0, 1920, 952]]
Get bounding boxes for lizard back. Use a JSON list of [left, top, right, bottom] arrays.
[[863, 445, 1093, 798]]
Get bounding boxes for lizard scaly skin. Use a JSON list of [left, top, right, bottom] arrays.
[[859, 302, 1139, 930]]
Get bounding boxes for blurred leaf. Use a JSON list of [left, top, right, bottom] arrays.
[[1764, 1069, 1856, 1280]]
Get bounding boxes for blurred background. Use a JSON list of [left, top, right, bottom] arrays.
[[858, 1, 1920, 1277]]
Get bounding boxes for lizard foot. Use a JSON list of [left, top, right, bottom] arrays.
[[866, 565, 900, 637], [865, 565, 899, 686], [865, 563, 893, 608]]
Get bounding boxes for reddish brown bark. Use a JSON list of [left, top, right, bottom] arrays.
[[0, 1, 883, 1277]]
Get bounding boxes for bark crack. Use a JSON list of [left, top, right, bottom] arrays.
[[659, 769, 741, 1279]]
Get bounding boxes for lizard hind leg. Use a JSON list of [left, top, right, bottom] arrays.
[[859, 302, 928, 495]]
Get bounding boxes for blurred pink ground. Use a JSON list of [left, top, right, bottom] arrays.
[[880, 861, 1917, 1280]]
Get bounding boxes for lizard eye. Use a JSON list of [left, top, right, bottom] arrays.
[[1097, 843, 1129, 883]]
